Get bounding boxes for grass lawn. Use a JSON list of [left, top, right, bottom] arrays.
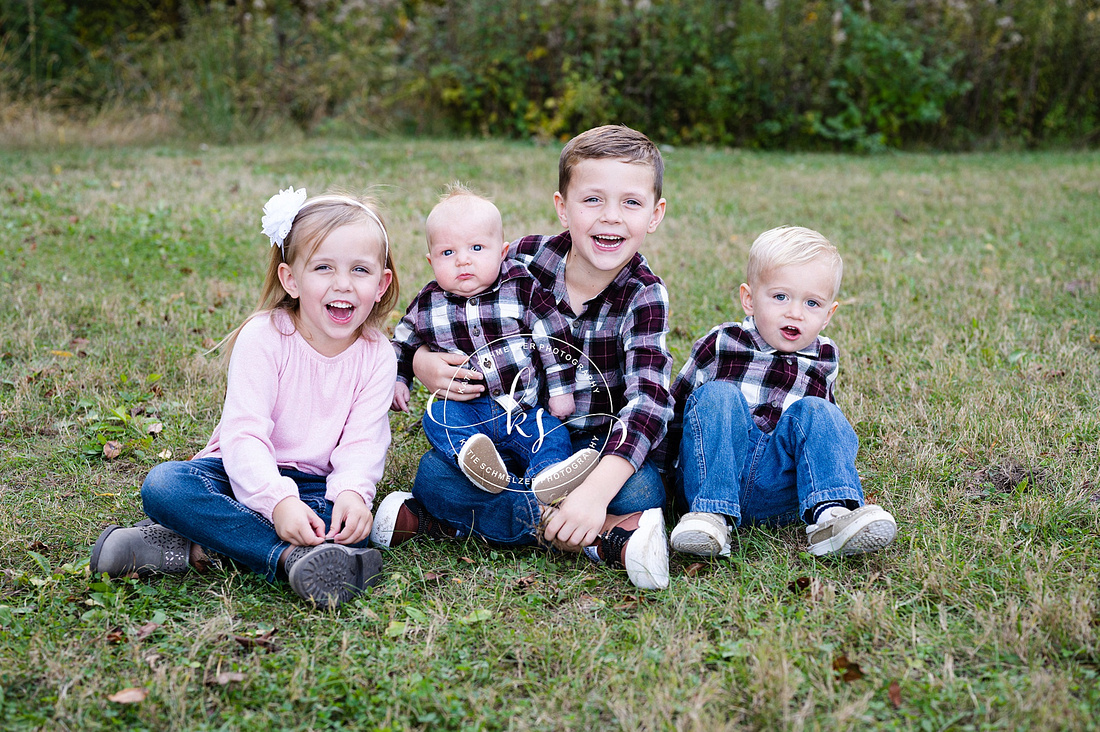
[[1, 138, 1098, 730]]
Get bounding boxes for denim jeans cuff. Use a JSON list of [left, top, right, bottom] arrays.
[[685, 499, 741, 527]]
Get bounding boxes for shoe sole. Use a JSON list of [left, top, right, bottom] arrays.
[[89, 524, 122, 575], [531, 449, 600, 505], [369, 491, 413, 549], [669, 522, 725, 557], [458, 435, 509, 494], [623, 508, 670, 590], [807, 507, 897, 557], [288, 544, 383, 610]]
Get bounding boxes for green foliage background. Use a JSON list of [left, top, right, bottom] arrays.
[[3, 0, 1098, 150]]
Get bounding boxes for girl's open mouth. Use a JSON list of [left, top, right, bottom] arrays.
[[326, 302, 356, 324]]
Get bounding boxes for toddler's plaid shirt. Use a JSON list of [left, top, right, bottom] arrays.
[[659, 316, 840, 469], [392, 260, 575, 412], [510, 232, 673, 470]]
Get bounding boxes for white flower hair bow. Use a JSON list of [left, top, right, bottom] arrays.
[[261, 186, 308, 256]]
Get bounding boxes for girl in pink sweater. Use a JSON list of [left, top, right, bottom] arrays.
[[91, 188, 400, 610]]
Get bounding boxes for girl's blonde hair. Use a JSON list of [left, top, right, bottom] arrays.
[[746, 225, 843, 300], [220, 190, 400, 359]]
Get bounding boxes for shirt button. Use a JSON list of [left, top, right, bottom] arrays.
[[470, 297, 479, 306], [482, 357, 493, 369], [471, 327, 481, 337], [492, 388, 502, 397]]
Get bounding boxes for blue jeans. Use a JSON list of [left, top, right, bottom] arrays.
[[412, 431, 667, 546], [676, 381, 863, 527], [420, 394, 573, 484], [141, 457, 369, 581]]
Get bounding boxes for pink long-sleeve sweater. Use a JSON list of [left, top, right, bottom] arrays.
[[193, 310, 397, 520]]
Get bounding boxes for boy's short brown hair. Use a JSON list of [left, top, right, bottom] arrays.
[[558, 124, 664, 201]]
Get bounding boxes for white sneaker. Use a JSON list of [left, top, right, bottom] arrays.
[[622, 508, 670, 590], [582, 508, 669, 590], [670, 512, 731, 557], [806, 505, 896, 557]]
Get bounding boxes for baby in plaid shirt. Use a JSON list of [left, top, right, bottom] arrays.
[[391, 186, 599, 504], [372, 126, 674, 591], [667, 226, 897, 559]]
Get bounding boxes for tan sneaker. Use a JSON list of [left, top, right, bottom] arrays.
[[458, 434, 510, 493], [806, 505, 896, 556], [530, 448, 600, 505]]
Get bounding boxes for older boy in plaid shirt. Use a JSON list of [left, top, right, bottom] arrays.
[[390, 187, 599, 504], [373, 126, 673, 590], [666, 226, 897, 559]]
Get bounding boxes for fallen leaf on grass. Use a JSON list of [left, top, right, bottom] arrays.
[[106, 628, 126, 644], [107, 687, 147, 704], [207, 671, 246, 686], [156, 449, 172, 460], [233, 630, 277, 651], [135, 622, 160, 640], [788, 576, 812, 593], [832, 654, 864, 682], [790, 575, 830, 601], [459, 556, 476, 564], [513, 573, 537, 589], [49, 350, 73, 358], [102, 441, 122, 459], [888, 680, 902, 708], [27, 541, 48, 552], [146, 422, 163, 435], [684, 562, 706, 577], [421, 571, 443, 582], [614, 594, 645, 611]]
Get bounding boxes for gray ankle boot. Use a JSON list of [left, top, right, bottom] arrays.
[[284, 543, 382, 610], [90, 523, 191, 578]]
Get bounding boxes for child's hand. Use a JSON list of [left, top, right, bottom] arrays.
[[412, 346, 484, 402], [272, 497, 326, 546], [541, 488, 609, 552], [328, 491, 374, 545], [392, 382, 411, 412], [547, 393, 575, 420], [541, 455, 636, 552]]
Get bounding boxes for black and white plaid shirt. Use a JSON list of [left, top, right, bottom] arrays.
[[392, 259, 575, 412], [510, 232, 673, 470], [659, 316, 839, 469]]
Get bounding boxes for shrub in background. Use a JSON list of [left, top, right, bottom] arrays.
[[1, 0, 1096, 149]]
